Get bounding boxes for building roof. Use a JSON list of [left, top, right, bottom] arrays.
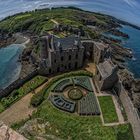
[[53, 35, 82, 51], [97, 59, 117, 79]]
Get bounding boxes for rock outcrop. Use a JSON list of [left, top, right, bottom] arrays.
[[0, 121, 27, 140], [19, 118, 62, 140]]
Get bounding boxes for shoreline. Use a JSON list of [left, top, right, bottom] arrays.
[[0, 7, 137, 98], [0, 34, 31, 89]]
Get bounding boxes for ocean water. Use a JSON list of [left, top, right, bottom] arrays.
[[120, 25, 140, 78], [0, 0, 140, 88], [0, 44, 23, 89], [104, 25, 140, 78]]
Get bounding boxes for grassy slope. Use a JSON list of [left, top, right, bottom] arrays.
[[98, 96, 118, 123], [0, 8, 134, 140], [32, 76, 133, 140], [0, 7, 111, 35], [32, 99, 134, 140], [11, 73, 134, 140]]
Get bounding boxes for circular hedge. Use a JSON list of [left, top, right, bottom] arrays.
[[68, 88, 83, 100]]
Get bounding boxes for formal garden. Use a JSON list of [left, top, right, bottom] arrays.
[[68, 88, 83, 100], [49, 75, 100, 115], [10, 71, 134, 140]]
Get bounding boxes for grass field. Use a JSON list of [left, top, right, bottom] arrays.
[[31, 99, 134, 140], [98, 96, 118, 123], [32, 78, 133, 140], [11, 74, 134, 140]]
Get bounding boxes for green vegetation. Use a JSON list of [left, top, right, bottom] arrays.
[[11, 118, 30, 130], [0, 103, 4, 113], [12, 71, 134, 140], [53, 78, 72, 92], [0, 7, 112, 35], [29, 99, 134, 140], [30, 70, 93, 107], [116, 123, 134, 140], [98, 96, 118, 123], [0, 76, 47, 110], [68, 88, 83, 100], [15, 14, 31, 20], [73, 76, 93, 91], [30, 89, 45, 107]]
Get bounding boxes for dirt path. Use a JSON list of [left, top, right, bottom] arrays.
[[85, 63, 96, 75], [51, 19, 59, 25], [0, 82, 47, 126]]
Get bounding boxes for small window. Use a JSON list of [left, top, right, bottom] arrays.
[[61, 56, 64, 61], [54, 59, 56, 63], [69, 55, 71, 60], [68, 63, 71, 69], [57, 67, 60, 72], [49, 69, 52, 74], [76, 54, 78, 59], [75, 62, 78, 68]]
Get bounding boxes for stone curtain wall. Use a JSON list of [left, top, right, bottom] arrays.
[[119, 82, 140, 140], [0, 70, 38, 98]]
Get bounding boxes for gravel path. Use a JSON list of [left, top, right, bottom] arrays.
[[0, 82, 47, 126]]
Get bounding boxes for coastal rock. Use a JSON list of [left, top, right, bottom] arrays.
[[132, 80, 140, 93], [112, 54, 125, 62], [109, 29, 129, 38], [132, 92, 140, 108], [119, 69, 134, 90]]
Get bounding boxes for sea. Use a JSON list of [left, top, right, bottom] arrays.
[[0, 0, 140, 88], [0, 44, 24, 89]]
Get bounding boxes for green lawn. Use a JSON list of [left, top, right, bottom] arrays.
[[30, 99, 134, 140], [11, 73, 134, 140], [98, 96, 118, 123], [0, 7, 113, 36]]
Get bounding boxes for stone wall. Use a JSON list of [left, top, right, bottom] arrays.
[[50, 48, 84, 73], [0, 70, 38, 98], [82, 41, 94, 60], [118, 82, 140, 140], [101, 72, 118, 91], [39, 46, 85, 75]]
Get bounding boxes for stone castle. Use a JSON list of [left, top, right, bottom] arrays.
[[39, 34, 118, 91]]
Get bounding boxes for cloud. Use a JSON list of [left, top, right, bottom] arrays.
[[123, 0, 137, 7]]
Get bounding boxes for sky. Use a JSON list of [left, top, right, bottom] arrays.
[[0, 0, 140, 27]]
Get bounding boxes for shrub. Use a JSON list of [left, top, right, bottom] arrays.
[[31, 91, 45, 107]]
